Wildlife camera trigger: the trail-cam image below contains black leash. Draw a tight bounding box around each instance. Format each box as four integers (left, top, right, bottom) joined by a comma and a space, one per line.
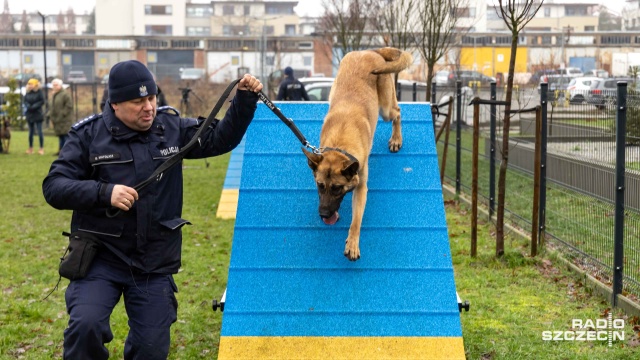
106, 78, 242, 217
255, 91, 319, 153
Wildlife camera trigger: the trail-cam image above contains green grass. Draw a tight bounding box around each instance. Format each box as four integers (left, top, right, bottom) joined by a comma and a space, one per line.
0, 130, 639, 359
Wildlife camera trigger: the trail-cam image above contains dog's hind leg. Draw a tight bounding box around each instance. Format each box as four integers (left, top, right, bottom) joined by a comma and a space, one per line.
378, 74, 402, 152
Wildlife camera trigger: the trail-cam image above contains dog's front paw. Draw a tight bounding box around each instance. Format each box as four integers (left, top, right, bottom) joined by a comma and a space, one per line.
388, 138, 402, 153
344, 237, 361, 261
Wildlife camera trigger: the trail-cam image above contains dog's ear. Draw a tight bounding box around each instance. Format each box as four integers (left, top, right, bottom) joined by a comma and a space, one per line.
302, 147, 322, 172
341, 160, 359, 179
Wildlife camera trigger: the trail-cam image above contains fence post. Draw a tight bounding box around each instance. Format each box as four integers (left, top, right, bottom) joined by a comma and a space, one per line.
412, 82, 417, 102
456, 80, 462, 195
612, 81, 627, 307
531, 105, 542, 257
489, 81, 496, 218
539, 82, 549, 248
431, 81, 436, 104
471, 97, 480, 257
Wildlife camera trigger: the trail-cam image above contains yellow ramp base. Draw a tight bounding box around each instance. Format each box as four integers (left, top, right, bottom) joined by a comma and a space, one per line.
218, 336, 465, 360
216, 189, 239, 219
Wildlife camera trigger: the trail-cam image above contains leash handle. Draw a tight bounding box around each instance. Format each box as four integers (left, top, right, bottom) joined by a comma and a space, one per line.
256, 91, 310, 148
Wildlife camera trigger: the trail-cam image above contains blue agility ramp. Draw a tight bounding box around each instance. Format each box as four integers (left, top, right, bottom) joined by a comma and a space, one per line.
218, 102, 465, 359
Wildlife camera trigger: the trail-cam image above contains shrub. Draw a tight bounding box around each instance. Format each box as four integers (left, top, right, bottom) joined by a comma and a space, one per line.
4, 78, 25, 130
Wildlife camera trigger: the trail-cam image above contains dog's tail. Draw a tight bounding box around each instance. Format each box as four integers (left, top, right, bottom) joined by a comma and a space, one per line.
370, 47, 413, 75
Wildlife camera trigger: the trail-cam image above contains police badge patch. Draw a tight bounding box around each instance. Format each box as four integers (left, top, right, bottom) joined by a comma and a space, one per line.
139, 85, 148, 97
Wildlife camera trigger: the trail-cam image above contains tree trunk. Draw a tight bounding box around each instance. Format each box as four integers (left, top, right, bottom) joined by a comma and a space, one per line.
496, 33, 519, 257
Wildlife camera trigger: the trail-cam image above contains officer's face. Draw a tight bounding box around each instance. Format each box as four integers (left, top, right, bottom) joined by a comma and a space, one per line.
112, 95, 157, 131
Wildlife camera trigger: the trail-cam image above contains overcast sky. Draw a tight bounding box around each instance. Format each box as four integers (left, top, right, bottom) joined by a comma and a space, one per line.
4, 0, 323, 16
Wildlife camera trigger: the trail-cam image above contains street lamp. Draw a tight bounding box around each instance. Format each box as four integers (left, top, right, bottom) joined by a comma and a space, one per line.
37, 11, 48, 108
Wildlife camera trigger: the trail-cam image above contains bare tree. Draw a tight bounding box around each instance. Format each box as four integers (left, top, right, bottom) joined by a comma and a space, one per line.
371, 0, 416, 51
57, 11, 66, 33
493, 0, 543, 256
66, 8, 76, 34
20, 10, 30, 34
0, 0, 16, 33
414, 0, 469, 101
318, 0, 378, 66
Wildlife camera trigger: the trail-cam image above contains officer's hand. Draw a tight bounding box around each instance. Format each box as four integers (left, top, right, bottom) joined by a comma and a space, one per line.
111, 185, 139, 212
238, 74, 263, 93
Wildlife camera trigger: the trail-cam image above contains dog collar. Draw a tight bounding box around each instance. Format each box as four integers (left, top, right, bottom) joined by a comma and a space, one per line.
319, 147, 359, 163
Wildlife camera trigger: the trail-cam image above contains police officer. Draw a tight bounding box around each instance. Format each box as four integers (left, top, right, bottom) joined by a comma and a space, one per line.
276, 66, 310, 101
42, 60, 263, 359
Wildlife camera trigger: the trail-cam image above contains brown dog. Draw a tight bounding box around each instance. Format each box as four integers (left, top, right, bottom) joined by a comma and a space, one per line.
302, 47, 413, 261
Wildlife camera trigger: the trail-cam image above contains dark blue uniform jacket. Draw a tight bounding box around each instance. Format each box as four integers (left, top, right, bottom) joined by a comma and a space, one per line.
43, 90, 258, 274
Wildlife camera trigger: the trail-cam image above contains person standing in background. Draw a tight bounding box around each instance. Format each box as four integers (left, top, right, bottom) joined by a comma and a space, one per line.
276, 67, 309, 101
49, 79, 74, 155
24, 78, 45, 155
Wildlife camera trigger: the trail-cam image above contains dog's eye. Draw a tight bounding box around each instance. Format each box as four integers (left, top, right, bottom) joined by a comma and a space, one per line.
330, 185, 342, 195
317, 183, 325, 191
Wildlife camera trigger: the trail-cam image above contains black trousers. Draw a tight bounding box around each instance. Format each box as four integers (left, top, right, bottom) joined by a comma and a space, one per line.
63, 257, 178, 360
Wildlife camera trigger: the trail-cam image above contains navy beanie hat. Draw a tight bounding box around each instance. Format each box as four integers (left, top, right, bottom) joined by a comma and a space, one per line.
284, 66, 293, 76
108, 60, 157, 103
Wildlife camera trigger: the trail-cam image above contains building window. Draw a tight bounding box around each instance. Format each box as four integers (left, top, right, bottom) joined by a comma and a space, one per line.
223, 25, 249, 36
584, 26, 595, 31
186, 26, 211, 36
303, 56, 312, 66
145, 25, 172, 35
264, 26, 274, 35
244, 5, 250, 16
266, 55, 274, 66
544, 8, 550, 17
223, 5, 234, 16
144, 5, 172, 15
452, 7, 475, 18
565, 6, 587, 16
265, 5, 294, 15
285, 24, 296, 35
187, 7, 213, 17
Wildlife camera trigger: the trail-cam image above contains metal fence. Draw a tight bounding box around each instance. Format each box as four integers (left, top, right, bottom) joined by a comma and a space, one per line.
436, 80, 640, 307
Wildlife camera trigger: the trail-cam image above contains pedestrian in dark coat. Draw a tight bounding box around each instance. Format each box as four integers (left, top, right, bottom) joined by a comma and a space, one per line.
276, 66, 310, 101
24, 78, 45, 154
48, 78, 74, 154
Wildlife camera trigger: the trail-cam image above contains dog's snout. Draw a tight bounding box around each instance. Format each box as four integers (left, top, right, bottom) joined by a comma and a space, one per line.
319, 208, 333, 219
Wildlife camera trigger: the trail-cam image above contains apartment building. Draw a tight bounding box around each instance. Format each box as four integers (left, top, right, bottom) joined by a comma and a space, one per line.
94, 0, 301, 37
622, 0, 640, 30
7, 12, 92, 36
487, 1, 601, 32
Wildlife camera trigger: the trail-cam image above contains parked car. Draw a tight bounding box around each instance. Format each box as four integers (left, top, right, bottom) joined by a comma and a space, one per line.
304, 81, 333, 101
298, 76, 334, 87
180, 68, 206, 81
434, 70, 452, 86
529, 69, 557, 85
584, 69, 609, 78
66, 70, 88, 83
447, 70, 496, 87
566, 76, 600, 104
587, 77, 637, 110
538, 75, 572, 94
553, 67, 583, 78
